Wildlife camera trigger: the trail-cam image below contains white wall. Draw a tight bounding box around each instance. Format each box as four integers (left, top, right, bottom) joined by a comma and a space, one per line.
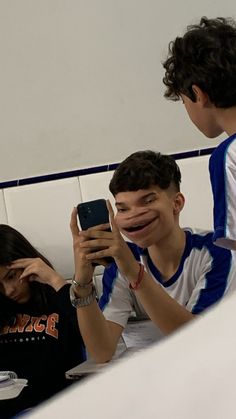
0, 0, 235, 182
0, 154, 213, 279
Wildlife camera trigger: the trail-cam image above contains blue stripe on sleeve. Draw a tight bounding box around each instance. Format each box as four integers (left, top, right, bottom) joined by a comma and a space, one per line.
98, 263, 118, 311
191, 233, 232, 314
209, 134, 236, 242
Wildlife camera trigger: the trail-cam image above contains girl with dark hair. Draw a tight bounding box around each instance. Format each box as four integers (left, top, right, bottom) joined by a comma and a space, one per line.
0, 224, 85, 418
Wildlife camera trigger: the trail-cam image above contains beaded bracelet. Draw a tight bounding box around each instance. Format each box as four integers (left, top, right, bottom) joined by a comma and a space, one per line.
129, 264, 145, 290
72, 276, 93, 288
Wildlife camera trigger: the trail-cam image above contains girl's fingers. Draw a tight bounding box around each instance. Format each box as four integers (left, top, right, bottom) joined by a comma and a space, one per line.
19, 266, 35, 279
8, 258, 32, 268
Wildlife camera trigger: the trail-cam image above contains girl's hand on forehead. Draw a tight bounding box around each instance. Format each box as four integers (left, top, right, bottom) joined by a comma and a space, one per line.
8, 258, 66, 291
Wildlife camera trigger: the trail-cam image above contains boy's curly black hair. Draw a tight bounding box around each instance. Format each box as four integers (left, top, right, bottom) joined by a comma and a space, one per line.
163, 17, 236, 108
109, 150, 181, 196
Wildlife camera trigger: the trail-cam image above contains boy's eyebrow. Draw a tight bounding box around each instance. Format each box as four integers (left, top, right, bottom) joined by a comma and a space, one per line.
115, 201, 125, 207
115, 192, 157, 206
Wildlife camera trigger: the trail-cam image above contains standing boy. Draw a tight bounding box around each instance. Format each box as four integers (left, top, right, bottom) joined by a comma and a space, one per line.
163, 16, 236, 254
70, 151, 235, 363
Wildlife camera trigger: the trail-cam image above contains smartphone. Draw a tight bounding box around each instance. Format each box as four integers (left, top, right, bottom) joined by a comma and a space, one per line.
77, 199, 113, 265
77, 199, 110, 231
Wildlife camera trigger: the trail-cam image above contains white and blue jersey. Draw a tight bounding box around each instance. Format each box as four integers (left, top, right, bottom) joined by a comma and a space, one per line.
98, 229, 236, 329
209, 133, 236, 250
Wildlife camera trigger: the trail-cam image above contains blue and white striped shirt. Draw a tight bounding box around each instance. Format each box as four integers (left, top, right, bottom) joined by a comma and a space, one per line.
99, 229, 235, 329
209, 133, 236, 250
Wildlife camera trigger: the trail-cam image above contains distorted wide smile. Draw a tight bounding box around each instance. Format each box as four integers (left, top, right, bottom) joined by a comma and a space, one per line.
123, 217, 157, 233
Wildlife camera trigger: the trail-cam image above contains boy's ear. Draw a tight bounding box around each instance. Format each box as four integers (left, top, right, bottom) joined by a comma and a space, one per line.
192, 84, 209, 106
173, 192, 185, 215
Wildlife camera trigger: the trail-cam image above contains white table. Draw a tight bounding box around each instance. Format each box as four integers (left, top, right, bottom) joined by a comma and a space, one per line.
66, 320, 163, 379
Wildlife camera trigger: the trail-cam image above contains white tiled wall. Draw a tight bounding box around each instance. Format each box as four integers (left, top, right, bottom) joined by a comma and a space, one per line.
0, 190, 7, 224
79, 170, 115, 208
3, 178, 82, 279
178, 155, 213, 230
0, 154, 213, 280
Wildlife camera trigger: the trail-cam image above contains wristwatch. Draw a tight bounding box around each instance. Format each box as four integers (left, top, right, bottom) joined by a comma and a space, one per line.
70, 284, 97, 308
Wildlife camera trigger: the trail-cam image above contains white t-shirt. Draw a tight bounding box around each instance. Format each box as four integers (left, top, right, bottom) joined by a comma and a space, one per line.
98, 228, 236, 332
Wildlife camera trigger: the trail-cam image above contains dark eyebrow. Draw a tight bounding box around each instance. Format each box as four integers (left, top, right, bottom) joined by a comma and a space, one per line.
141, 192, 157, 199
4, 269, 13, 279
0, 269, 11, 282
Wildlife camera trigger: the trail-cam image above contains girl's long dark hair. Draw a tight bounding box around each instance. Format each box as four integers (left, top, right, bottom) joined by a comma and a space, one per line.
0, 224, 54, 328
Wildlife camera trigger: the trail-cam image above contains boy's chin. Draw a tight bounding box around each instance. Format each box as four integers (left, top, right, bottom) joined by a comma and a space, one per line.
132, 237, 153, 249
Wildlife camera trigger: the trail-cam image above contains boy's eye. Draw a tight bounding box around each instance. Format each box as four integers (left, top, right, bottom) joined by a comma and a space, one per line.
145, 197, 155, 204
117, 208, 127, 213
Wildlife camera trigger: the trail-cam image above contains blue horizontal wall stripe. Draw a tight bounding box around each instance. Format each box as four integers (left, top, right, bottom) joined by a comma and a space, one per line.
0, 147, 215, 190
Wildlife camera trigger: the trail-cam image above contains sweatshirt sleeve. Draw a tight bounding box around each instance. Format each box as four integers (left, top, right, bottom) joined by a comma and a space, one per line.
49, 283, 74, 316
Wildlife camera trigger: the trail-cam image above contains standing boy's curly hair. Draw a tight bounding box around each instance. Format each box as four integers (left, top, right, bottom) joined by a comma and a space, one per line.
163, 17, 236, 108
109, 150, 181, 196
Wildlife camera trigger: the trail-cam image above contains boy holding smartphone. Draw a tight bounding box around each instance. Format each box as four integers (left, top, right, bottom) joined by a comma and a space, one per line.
70, 150, 236, 363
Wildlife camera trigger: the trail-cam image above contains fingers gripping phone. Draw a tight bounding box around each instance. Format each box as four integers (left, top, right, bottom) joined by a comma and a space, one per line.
77, 199, 113, 265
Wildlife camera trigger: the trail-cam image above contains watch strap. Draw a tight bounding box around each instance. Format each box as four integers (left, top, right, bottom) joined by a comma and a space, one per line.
70, 284, 96, 308
72, 276, 93, 288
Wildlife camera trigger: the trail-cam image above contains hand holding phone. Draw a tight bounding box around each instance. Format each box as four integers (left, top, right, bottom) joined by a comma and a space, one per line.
77, 199, 113, 265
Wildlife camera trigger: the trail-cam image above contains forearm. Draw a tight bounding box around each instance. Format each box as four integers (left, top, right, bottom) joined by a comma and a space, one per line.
76, 299, 122, 363
48, 274, 66, 291
131, 272, 195, 334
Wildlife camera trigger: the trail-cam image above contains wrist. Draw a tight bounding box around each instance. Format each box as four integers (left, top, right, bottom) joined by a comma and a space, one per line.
72, 275, 93, 288
72, 276, 94, 297
73, 283, 93, 298
49, 274, 66, 291
70, 284, 97, 308
128, 263, 145, 290
124, 262, 140, 283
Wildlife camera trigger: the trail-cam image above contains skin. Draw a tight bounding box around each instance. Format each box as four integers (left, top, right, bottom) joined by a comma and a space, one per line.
0, 266, 30, 304
181, 84, 236, 138
0, 258, 66, 304
70, 186, 196, 363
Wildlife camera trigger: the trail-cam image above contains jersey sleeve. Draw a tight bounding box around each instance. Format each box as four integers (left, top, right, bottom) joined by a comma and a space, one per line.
209, 136, 236, 250
98, 263, 134, 328
186, 242, 235, 314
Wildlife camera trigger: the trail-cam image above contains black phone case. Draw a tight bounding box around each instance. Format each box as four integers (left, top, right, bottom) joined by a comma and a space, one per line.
77, 199, 113, 265
77, 199, 109, 230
